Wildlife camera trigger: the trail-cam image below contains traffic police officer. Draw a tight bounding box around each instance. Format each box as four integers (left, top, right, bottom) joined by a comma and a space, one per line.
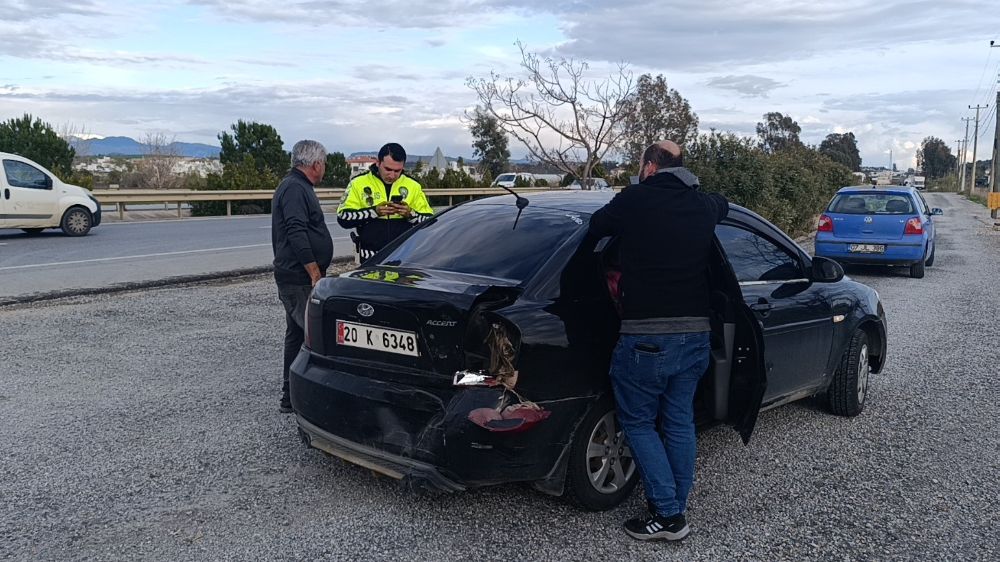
337, 143, 433, 261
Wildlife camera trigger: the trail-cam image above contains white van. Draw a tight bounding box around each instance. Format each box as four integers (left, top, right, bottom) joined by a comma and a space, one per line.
491, 172, 534, 188
0, 151, 101, 236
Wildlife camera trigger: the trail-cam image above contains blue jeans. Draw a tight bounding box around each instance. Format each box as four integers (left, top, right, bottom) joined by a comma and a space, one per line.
610, 332, 711, 517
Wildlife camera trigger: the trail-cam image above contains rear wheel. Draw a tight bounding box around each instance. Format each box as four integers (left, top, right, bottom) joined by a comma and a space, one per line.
910, 258, 925, 278
827, 330, 869, 417
563, 397, 639, 511
925, 244, 935, 267
60, 207, 93, 236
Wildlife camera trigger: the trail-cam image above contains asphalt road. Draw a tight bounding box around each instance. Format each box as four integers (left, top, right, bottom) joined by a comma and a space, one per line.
1, 193, 998, 560
0, 213, 355, 301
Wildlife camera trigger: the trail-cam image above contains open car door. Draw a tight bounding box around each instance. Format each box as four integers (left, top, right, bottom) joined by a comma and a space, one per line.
711, 238, 767, 444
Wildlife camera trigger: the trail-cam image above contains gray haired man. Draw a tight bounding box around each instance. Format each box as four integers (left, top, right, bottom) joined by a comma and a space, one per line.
271, 140, 333, 413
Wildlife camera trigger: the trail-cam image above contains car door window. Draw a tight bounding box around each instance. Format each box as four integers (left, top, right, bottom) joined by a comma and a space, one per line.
3, 160, 50, 190
716, 224, 803, 283
917, 194, 930, 214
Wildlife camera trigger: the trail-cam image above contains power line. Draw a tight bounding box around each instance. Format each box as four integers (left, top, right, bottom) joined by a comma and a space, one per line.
978, 62, 1000, 107
969, 46, 995, 106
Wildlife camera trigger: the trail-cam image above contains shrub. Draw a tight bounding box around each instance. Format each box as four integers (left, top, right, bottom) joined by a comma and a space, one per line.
686, 132, 851, 236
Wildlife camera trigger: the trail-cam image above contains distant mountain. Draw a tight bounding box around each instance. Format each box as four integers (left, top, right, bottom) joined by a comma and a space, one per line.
71, 136, 220, 158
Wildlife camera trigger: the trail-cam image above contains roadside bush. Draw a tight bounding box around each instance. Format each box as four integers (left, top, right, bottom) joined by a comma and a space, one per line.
66, 170, 94, 190
191, 155, 280, 216
686, 132, 851, 236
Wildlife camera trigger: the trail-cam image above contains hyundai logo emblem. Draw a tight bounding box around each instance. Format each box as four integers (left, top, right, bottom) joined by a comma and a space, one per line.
357, 303, 374, 317
864, 216, 873, 223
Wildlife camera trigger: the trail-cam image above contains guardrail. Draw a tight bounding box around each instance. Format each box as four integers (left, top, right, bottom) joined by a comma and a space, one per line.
92, 187, 593, 219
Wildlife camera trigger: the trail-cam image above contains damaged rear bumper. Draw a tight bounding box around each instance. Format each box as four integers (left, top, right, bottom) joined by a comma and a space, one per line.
289, 349, 592, 490
296, 415, 465, 493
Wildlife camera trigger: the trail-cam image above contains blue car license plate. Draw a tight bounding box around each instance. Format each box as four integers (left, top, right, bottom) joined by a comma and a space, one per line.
849, 243, 885, 253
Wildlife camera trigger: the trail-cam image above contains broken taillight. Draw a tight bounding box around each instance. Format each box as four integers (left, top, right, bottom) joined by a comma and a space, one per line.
468, 403, 551, 433
457, 319, 550, 432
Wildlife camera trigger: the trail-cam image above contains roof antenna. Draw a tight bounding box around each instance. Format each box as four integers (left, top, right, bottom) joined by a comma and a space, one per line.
496, 185, 529, 229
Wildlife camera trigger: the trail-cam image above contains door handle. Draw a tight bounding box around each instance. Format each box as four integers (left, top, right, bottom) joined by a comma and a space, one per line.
3, 188, 9, 200
750, 299, 773, 314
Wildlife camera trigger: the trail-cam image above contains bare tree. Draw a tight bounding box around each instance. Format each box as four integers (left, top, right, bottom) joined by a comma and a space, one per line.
467, 42, 634, 187
136, 132, 181, 189
56, 122, 93, 158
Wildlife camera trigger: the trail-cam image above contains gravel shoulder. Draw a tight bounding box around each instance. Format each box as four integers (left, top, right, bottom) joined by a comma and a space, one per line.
1, 193, 998, 561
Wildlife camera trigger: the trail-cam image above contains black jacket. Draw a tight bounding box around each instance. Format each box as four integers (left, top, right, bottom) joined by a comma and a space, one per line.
588, 168, 728, 320
271, 168, 334, 285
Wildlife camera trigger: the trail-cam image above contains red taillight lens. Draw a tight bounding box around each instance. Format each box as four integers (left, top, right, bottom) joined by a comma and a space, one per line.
904, 218, 923, 235
817, 215, 833, 232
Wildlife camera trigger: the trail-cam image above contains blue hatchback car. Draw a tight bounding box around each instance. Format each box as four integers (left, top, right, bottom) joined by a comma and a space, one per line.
815, 186, 943, 278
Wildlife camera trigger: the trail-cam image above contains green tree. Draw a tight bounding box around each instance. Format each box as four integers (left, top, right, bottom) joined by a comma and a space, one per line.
193, 120, 286, 216
0, 114, 76, 179
686, 132, 851, 235
819, 132, 862, 171
218, 120, 288, 175
916, 136, 957, 179
468, 106, 510, 178
617, 74, 699, 165
756, 112, 802, 153
320, 151, 351, 187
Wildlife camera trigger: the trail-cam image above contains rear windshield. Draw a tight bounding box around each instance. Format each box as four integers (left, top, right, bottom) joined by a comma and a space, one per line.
379, 203, 586, 282
828, 192, 915, 214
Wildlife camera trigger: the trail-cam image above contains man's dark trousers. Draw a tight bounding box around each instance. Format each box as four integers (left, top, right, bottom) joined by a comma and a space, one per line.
277, 283, 312, 403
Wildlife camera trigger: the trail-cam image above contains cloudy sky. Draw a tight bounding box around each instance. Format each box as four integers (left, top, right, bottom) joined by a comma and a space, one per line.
2, 0, 999, 168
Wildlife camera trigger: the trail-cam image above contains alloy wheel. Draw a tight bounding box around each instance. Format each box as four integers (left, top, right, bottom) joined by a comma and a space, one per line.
585, 411, 636, 494
856, 343, 870, 404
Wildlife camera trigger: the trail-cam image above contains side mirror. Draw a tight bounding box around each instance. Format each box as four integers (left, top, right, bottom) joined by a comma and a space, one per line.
811, 256, 844, 283
930, 208, 943, 216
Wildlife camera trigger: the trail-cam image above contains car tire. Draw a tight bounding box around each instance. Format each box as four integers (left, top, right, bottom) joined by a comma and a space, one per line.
563, 396, 639, 511
910, 257, 925, 278
60, 206, 93, 237
827, 329, 869, 417
925, 244, 935, 267
21, 228, 44, 235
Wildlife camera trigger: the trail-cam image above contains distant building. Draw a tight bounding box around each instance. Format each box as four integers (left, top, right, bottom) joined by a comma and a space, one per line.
347, 156, 377, 176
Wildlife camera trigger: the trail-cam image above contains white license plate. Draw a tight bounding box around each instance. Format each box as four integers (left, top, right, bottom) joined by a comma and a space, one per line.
336, 321, 419, 357
849, 244, 885, 254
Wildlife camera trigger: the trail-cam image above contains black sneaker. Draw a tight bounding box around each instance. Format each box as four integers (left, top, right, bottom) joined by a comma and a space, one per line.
624, 513, 689, 542
279, 397, 293, 413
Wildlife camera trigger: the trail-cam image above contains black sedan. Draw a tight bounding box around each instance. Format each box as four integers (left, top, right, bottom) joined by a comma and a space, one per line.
290, 192, 887, 511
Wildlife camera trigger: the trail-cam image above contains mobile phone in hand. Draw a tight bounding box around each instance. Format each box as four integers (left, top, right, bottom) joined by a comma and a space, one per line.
390, 195, 403, 203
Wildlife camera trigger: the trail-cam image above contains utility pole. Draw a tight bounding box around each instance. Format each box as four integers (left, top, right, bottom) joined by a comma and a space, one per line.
991, 91, 1000, 219
961, 117, 973, 192
968, 104, 988, 196
955, 139, 964, 179
990, 44, 1000, 217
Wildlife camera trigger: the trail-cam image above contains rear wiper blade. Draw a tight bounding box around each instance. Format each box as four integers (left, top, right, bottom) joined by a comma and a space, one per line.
497, 185, 529, 230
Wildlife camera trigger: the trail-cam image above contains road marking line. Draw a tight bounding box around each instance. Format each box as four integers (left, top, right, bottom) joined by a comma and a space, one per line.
0, 244, 272, 271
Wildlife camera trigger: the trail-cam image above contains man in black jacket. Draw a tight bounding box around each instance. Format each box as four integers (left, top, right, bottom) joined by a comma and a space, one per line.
271, 140, 333, 413
589, 141, 728, 542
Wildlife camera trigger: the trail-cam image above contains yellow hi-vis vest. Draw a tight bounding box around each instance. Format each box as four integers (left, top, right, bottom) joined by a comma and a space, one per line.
337, 171, 433, 221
